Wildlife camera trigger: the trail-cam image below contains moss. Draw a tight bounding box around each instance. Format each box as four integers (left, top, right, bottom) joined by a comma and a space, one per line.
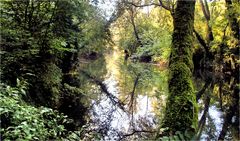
162, 50, 197, 136
162, 62, 198, 134
160, 0, 197, 137
170, 47, 193, 72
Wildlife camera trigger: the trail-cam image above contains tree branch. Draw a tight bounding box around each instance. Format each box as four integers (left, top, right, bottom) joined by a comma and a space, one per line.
120, 129, 155, 140
129, 8, 143, 47
105, 2, 125, 29
200, 0, 210, 20
196, 78, 212, 101
123, 0, 171, 11
196, 93, 211, 140
193, 29, 211, 56
158, 0, 171, 11
79, 69, 125, 111
204, 0, 210, 19
124, 1, 161, 8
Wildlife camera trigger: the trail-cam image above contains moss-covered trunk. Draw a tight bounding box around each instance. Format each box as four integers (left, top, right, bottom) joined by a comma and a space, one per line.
162, 0, 197, 136
218, 0, 239, 140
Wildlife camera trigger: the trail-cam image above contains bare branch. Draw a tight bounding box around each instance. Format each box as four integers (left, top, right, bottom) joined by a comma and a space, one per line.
204, 0, 210, 19
200, 0, 210, 20
193, 29, 210, 56
158, 0, 171, 11
123, 0, 171, 11
124, 1, 161, 8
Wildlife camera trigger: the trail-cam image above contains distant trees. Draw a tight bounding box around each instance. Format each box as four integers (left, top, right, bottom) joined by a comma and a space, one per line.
114, 1, 172, 62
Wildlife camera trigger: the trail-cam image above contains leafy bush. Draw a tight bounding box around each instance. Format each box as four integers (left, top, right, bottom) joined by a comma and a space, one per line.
0, 82, 73, 140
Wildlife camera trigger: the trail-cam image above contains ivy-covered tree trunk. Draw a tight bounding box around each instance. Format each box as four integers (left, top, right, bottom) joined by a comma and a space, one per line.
162, 0, 197, 136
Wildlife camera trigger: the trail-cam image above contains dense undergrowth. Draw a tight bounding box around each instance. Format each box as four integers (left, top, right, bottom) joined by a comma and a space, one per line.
0, 81, 72, 140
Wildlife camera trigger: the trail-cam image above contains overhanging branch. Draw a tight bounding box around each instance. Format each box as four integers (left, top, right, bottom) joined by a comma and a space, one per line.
124, 1, 161, 8
123, 0, 171, 11
193, 29, 211, 56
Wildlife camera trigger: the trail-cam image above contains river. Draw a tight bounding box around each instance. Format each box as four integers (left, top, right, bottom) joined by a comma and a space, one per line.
77, 48, 228, 140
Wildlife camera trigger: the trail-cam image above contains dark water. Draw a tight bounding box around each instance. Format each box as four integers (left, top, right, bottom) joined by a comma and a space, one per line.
77, 50, 229, 140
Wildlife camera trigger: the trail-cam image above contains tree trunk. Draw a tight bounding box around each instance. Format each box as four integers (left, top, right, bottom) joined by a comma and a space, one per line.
129, 6, 142, 47
217, 1, 240, 140
162, 0, 197, 136
200, 0, 214, 45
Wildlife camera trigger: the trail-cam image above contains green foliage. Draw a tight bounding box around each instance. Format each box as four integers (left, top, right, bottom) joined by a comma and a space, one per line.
80, 16, 110, 54
158, 130, 197, 141
0, 82, 73, 140
0, 0, 109, 105
39, 62, 63, 106
49, 38, 76, 55
136, 28, 172, 61
0, 0, 109, 76
0, 1, 106, 139
115, 8, 172, 61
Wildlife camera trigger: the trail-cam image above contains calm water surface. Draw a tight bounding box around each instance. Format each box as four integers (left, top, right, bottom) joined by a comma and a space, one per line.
78, 49, 226, 140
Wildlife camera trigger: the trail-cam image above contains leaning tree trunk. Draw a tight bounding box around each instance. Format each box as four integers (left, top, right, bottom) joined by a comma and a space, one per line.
162, 0, 197, 136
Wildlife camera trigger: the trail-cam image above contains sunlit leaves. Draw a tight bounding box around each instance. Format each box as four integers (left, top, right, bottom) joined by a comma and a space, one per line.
50, 38, 76, 54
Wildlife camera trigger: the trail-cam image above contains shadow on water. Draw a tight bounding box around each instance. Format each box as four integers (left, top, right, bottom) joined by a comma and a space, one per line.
77, 50, 236, 140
